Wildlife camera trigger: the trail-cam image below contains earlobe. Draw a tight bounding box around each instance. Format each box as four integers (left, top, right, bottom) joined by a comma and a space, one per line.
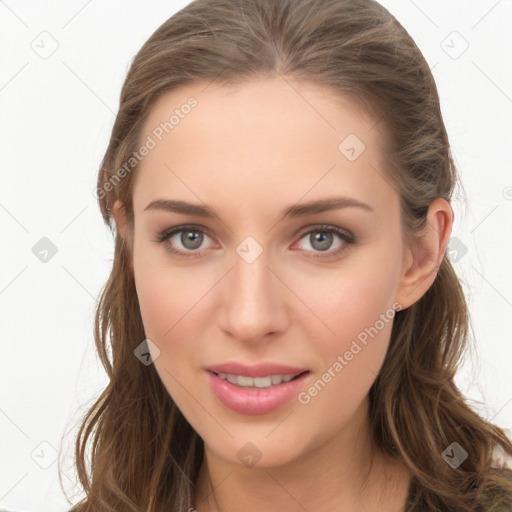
395, 198, 453, 310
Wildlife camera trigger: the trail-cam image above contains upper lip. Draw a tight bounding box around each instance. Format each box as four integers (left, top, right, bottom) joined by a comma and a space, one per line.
206, 362, 309, 378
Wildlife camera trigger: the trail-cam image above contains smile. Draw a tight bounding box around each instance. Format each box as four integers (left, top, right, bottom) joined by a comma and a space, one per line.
213, 372, 306, 388
206, 370, 311, 415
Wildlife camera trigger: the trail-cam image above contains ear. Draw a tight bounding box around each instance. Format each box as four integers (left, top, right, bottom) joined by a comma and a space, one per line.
112, 199, 134, 273
395, 198, 453, 310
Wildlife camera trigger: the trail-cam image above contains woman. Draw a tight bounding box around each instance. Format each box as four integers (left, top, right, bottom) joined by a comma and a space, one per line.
69, 0, 512, 510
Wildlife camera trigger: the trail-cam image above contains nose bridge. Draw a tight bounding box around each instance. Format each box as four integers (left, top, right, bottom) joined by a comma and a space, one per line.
219, 239, 286, 341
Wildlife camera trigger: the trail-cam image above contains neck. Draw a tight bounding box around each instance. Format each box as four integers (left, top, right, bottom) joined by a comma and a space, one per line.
192, 399, 412, 512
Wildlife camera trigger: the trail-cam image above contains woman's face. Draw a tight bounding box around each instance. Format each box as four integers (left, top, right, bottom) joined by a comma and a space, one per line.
121, 77, 415, 467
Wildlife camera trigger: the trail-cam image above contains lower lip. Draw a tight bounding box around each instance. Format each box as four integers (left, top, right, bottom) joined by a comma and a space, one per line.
206, 370, 310, 415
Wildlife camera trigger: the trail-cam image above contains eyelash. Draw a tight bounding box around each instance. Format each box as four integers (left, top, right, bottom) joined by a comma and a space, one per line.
153, 224, 355, 260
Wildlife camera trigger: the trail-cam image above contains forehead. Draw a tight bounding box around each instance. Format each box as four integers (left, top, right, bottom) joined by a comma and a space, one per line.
141, 77, 378, 152
132, 77, 395, 219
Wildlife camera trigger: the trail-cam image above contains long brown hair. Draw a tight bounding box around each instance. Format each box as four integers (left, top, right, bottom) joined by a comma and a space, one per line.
65, 0, 512, 510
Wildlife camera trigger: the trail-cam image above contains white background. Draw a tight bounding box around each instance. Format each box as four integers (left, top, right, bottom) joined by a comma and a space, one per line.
1, 1, 511, 510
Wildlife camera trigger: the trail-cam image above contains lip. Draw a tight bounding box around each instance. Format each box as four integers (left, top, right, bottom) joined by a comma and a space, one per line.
205, 368, 311, 415
205, 362, 309, 378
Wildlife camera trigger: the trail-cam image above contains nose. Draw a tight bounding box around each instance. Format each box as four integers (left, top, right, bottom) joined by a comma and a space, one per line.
218, 243, 289, 343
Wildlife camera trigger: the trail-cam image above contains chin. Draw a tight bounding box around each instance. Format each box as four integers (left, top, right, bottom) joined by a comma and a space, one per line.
201, 428, 314, 470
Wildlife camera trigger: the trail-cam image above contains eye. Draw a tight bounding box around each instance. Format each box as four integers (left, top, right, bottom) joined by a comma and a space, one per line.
154, 224, 355, 259
154, 225, 215, 258
293, 225, 355, 258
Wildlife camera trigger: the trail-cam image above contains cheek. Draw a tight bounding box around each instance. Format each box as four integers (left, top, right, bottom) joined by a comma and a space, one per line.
292, 241, 401, 349
134, 270, 209, 365
133, 259, 207, 411
132, 237, 205, 340
293, 282, 396, 442
289, 242, 401, 409
132, 244, 224, 400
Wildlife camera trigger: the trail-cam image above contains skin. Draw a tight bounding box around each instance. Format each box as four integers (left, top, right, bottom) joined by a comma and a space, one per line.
113, 76, 453, 512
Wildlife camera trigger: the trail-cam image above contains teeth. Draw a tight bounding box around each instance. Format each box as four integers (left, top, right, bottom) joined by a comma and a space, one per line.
216, 372, 302, 388
226, 374, 238, 385
238, 375, 254, 387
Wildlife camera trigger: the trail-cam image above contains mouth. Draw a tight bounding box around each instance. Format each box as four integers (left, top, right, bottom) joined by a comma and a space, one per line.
205, 369, 311, 415
208, 370, 310, 388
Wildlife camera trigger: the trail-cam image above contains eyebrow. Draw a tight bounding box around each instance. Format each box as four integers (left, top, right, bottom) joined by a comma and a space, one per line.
144, 196, 373, 222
